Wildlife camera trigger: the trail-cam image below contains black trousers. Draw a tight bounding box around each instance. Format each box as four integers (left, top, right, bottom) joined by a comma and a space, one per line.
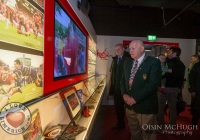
191, 96, 200, 125
113, 91, 125, 126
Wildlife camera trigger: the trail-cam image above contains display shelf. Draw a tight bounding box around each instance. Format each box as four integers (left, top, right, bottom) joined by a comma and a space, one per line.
83, 76, 99, 96
58, 75, 106, 140
75, 82, 105, 140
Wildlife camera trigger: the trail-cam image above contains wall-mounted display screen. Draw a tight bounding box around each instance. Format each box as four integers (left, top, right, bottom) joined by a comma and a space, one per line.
54, 1, 87, 79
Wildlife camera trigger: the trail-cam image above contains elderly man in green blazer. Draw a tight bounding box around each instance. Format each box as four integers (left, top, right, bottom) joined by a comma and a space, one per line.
121, 40, 161, 140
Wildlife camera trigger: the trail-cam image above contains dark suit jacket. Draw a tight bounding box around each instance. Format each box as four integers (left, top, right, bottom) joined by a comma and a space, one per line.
189, 61, 200, 103
121, 55, 161, 114
110, 51, 130, 94
165, 57, 186, 88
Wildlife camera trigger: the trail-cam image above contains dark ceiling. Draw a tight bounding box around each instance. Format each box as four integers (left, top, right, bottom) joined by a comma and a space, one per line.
87, 0, 200, 39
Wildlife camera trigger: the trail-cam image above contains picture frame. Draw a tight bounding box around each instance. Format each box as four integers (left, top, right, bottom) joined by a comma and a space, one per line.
0, 49, 43, 104
0, 0, 44, 51
76, 89, 84, 107
60, 87, 81, 119
76, 88, 90, 107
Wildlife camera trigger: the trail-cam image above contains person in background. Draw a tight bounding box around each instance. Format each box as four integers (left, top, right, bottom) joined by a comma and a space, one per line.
188, 54, 200, 125
158, 47, 185, 133
187, 54, 199, 91
79, 47, 86, 73
62, 21, 79, 75
109, 43, 130, 130
121, 40, 161, 140
158, 54, 172, 93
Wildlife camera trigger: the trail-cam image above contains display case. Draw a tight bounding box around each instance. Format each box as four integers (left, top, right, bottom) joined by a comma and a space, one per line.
56, 75, 106, 140
41, 75, 106, 140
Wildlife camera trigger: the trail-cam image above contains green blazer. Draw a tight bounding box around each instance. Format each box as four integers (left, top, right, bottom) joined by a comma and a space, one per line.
121, 55, 161, 114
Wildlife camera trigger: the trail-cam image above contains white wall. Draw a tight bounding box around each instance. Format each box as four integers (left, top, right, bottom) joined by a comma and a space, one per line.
68, 0, 97, 42
96, 35, 196, 105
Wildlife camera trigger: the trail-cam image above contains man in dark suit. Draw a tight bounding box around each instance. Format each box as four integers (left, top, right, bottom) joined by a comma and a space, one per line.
121, 40, 161, 140
189, 60, 200, 125
110, 43, 130, 130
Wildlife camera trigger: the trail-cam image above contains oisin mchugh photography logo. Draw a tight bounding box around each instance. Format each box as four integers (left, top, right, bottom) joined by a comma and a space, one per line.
142, 124, 198, 136
0, 102, 31, 135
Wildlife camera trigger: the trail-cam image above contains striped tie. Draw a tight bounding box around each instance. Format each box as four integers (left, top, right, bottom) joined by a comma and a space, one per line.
129, 60, 138, 89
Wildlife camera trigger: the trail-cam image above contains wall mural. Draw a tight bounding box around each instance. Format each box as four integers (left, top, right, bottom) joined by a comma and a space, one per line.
96, 48, 112, 60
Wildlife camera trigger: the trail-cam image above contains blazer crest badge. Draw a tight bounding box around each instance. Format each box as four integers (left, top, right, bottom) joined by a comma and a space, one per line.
143, 74, 147, 80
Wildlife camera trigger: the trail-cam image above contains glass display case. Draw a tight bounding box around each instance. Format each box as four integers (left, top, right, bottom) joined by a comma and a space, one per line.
57, 75, 106, 140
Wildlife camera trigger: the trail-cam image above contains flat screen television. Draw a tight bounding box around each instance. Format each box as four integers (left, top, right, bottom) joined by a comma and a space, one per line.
54, 1, 87, 79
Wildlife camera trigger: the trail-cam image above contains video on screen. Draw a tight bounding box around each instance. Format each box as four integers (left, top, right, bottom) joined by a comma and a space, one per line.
54, 1, 87, 79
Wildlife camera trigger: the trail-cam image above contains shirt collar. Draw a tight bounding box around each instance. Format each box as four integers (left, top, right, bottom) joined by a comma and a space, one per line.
137, 53, 145, 64
118, 55, 123, 59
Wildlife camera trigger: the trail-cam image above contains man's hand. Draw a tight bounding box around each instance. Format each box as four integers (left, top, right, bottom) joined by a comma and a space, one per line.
123, 94, 136, 106
123, 94, 129, 102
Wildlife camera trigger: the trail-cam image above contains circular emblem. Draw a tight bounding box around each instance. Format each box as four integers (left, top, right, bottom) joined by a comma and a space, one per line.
0, 102, 31, 135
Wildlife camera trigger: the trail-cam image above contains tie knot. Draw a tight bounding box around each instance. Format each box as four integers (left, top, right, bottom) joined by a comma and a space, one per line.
135, 60, 138, 64
118, 57, 121, 64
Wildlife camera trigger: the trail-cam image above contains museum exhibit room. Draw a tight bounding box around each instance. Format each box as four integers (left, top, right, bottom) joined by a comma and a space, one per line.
0, 0, 200, 140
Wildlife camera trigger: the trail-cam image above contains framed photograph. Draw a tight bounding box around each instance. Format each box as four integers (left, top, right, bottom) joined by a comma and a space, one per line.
76, 88, 89, 106
76, 89, 84, 107
0, 0, 44, 51
0, 49, 43, 105
60, 87, 81, 119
